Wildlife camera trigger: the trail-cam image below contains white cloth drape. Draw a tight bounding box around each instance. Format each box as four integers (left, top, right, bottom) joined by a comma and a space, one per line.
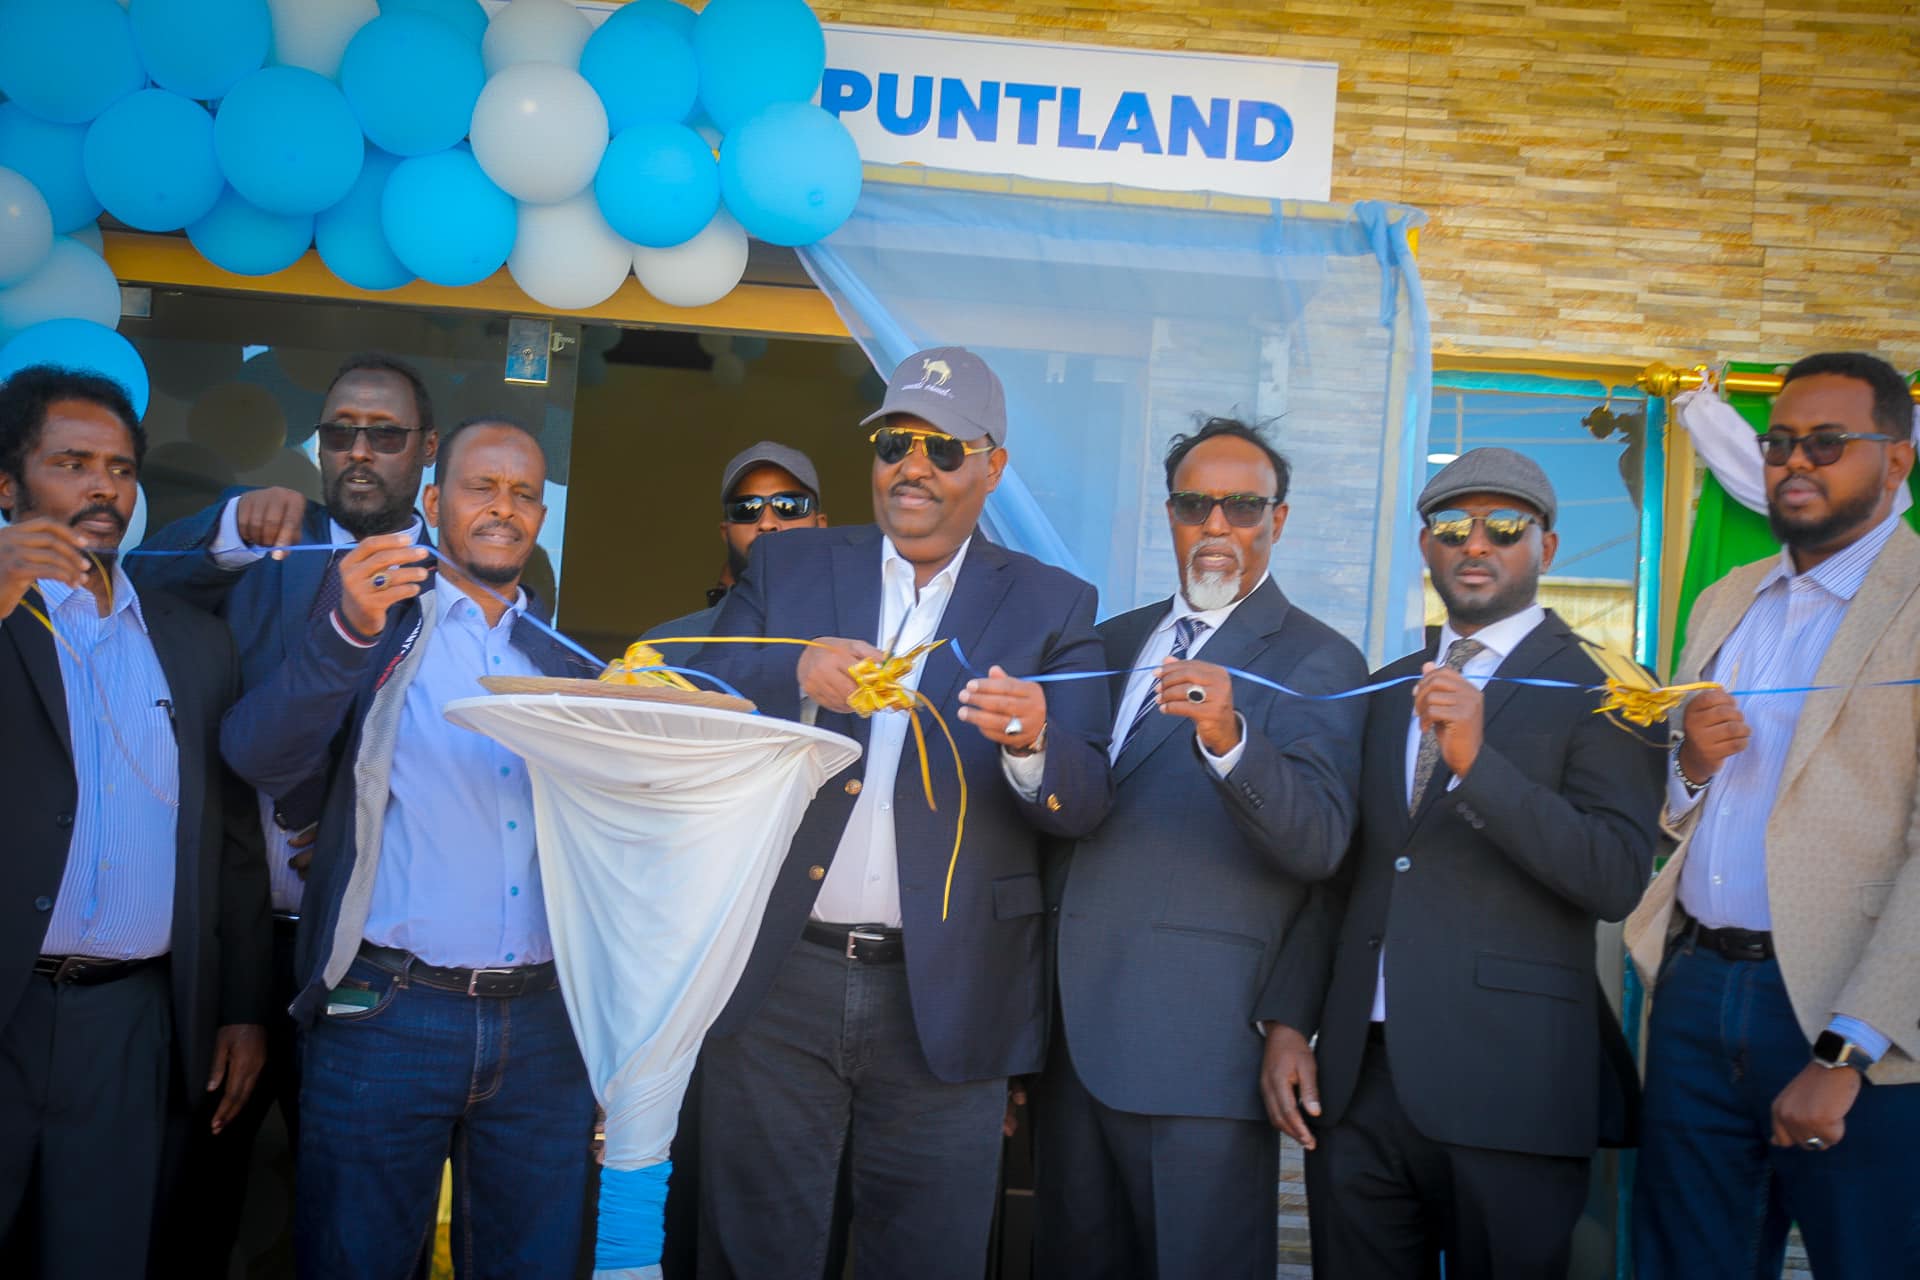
1676, 387, 1919, 516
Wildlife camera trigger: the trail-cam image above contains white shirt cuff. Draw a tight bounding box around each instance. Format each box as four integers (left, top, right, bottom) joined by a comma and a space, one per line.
1000, 745, 1046, 800
1197, 713, 1248, 778
209, 495, 267, 569
1666, 747, 1707, 818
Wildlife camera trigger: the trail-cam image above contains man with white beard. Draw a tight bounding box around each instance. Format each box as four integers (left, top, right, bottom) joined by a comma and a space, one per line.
1034, 417, 1368, 1277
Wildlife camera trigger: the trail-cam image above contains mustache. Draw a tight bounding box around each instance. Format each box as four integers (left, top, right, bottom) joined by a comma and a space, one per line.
69, 503, 126, 532
890, 481, 938, 503
471, 520, 521, 540
1184, 537, 1243, 571
1451, 556, 1498, 579
1773, 474, 1824, 501
335, 466, 388, 491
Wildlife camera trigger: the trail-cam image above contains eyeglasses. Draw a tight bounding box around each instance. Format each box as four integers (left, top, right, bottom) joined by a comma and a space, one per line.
316, 422, 424, 455
1166, 491, 1281, 528
724, 491, 816, 523
1755, 429, 1895, 467
1425, 508, 1537, 547
869, 426, 995, 472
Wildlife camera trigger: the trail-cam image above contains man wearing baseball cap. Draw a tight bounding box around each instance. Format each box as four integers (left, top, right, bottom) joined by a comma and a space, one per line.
1259, 447, 1662, 1277
691, 347, 1113, 1278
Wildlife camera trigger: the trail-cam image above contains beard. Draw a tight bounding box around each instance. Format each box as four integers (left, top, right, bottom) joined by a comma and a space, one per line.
464, 557, 521, 586
326, 464, 419, 539
1181, 537, 1244, 611
1430, 554, 1539, 628
1767, 474, 1884, 550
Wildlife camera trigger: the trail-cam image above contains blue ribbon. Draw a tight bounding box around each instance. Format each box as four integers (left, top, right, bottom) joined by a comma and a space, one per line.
595, 1162, 671, 1270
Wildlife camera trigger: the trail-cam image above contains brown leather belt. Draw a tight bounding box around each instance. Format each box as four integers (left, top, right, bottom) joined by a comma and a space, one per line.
358, 943, 558, 998
803, 922, 905, 964
33, 954, 163, 986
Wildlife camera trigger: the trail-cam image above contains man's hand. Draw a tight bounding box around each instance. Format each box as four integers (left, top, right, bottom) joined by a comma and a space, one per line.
797, 637, 885, 714
1771, 1061, 1861, 1152
1002, 1077, 1028, 1138
1678, 688, 1749, 785
1260, 1024, 1321, 1149
206, 1023, 267, 1135
287, 823, 317, 880
233, 486, 309, 560
0, 517, 94, 617
1414, 663, 1485, 779
957, 665, 1047, 752
336, 532, 430, 639
1156, 659, 1239, 756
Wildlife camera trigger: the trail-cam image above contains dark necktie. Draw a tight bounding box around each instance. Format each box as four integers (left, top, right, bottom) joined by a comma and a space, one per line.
308, 548, 348, 623
1117, 615, 1206, 758
1408, 636, 1485, 812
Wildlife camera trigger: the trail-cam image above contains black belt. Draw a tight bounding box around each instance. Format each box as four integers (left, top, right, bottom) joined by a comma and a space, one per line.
1681, 915, 1774, 963
803, 922, 905, 964
358, 943, 559, 998
272, 912, 300, 933
33, 954, 163, 986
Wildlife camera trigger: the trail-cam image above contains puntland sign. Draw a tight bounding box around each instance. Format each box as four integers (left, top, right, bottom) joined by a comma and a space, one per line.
818, 26, 1339, 202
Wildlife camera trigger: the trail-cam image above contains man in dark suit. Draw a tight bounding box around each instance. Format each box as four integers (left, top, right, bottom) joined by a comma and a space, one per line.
0, 365, 270, 1279
693, 347, 1113, 1279
1034, 418, 1367, 1277
1259, 448, 1661, 1278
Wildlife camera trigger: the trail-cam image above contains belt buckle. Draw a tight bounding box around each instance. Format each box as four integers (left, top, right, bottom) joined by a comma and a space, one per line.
53, 956, 90, 984
466, 967, 516, 997
847, 928, 887, 960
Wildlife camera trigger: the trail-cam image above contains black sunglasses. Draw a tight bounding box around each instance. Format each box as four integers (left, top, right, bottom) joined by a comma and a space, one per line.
1166, 491, 1280, 528
724, 491, 816, 523
869, 426, 994, 472
316, 422, 425, 455
1756, 429, 1895, 468
1425, 508, 1537, 547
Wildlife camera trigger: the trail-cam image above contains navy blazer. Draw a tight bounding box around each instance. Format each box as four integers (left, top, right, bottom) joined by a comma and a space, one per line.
1050, 578, 1367, 1122
699, 525, 1114, 1083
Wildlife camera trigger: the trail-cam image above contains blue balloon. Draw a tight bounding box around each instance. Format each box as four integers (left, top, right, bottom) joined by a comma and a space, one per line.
316, 148, 413, 291
83, 90, 225, 233
130, 0, 272, 102
595, 123, 719, 249
0, 318, 151, 419
381, 146, 515, 287
215, 67, 366, 216
621, 0, 696, 40
0, 0, 146, 126
719, 102, 861, 247
582, 5, 699, 132
187, 188, 313, 276
0, 105, 104, 233
378, 0, 487, 46
693, 0, 826, 133
342, 13, 485, 158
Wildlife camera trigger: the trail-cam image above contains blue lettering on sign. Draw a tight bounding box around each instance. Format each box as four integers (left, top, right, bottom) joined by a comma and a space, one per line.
820, 68, 872, 118
1098, 91, 1162, 153
1004, 82, 1056, 146
877, 72, 934, 136
938, 78, 1000, 142
1167, 96, 1230, 159
1234, 100, 1293, 162
1056, 86, 1097, 150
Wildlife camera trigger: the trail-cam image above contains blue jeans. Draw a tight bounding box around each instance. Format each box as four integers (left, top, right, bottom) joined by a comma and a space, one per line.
1634, 943, 1920, 1279
297, 955, 596, 1280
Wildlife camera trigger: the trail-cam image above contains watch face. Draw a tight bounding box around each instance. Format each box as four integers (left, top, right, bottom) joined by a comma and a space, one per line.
1813, 1031, 1847, 1063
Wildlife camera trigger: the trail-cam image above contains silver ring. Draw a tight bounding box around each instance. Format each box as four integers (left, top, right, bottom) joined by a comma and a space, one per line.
1803, 1137, 1825, 1150
371, 573, 388, 590
1005, 716, 1024, 737
1186, 686, 1207, 704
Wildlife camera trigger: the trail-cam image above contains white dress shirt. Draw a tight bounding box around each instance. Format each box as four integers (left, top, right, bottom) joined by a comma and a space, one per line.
1374, 604, 1546, 1021
1108, 575, 1273, 775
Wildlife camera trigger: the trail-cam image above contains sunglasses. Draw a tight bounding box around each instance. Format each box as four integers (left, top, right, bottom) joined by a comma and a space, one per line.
1425, 508, 1537, 547
869, 426, 995, 472
1166, 491, 1281, 528
1756, 429, 1895, 468
316, 422, 424, 455
724, 491, 816, 523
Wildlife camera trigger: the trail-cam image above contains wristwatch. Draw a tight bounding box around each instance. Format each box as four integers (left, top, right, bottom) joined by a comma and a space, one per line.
1812, 1030, 1875, 1074
1670, 743, 1710, 797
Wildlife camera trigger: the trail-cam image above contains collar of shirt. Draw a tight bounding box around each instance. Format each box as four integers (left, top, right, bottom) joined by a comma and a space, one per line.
330, 515, 423, 549
432, 570, 525, 630
37, 560, 147, 631
1155, 572, 1272, 648
1752, 510, 1901, 603
879, 535, 972, 621
1435, 602, 1547, 672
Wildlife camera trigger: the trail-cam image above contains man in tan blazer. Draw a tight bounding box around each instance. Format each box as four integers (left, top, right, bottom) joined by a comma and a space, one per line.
1626, 351, 1920, 1278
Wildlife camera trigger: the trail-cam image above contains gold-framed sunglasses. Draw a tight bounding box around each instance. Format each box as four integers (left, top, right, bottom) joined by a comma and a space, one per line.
869, 426, 995, 472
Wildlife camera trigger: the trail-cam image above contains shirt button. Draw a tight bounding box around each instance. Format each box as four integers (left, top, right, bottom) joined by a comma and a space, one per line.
510, 886, 520, 897
500, 766, 511, 777
1394, 856, 1412, 872
492, 655, 501, 665
505, 953, 515, 963
1712, 875, 1724, 885
880, 803, 891, 813
507, 820, 518, 831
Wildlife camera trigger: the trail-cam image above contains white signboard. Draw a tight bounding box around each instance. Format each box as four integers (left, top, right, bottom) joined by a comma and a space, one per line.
818, 26, 1337, 202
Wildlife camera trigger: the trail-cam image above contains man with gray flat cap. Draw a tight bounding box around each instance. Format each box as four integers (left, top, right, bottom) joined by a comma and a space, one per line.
1258, 447, 1662, 1278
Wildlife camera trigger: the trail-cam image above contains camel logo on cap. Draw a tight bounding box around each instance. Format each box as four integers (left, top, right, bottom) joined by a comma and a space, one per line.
904, 357, 955, 397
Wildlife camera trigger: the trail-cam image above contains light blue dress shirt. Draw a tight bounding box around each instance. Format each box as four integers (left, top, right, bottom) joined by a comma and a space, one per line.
362, 576, 551, 969
31, 566, 178, 959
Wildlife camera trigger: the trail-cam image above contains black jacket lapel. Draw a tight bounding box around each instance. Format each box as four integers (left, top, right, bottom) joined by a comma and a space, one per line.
6, 589, 72, 760
918, 538, 1017, 718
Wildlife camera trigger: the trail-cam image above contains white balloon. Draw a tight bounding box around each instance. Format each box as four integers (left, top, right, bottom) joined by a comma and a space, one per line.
0, 167, 55, 288
68, 222, 107, 255
482, 0, 592, 75
469, 63, 608, 204
268, 0, 379, 79
0, 238, 121, 344
632, 209, 748, 309
508, 192, 633, 311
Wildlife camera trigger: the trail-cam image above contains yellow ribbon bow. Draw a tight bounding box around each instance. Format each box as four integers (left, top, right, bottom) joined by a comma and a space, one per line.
598, 641, 699, 693
1579, 639, 1719, 730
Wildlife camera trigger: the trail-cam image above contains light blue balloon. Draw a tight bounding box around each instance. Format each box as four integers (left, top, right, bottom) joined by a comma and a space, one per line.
0, 106, 103, 234
130, 0, 272, 102
621, 0, 696, 40
0, 318, 150, 419
215, 67, 366, 216
342, 13, 485, 158
595, 123, 719, 249
381, 145, 515, 287
83, 90, 225, 233
581, 5, 699, 132
379, 0, 487, 46
316, 148, 413, 291
719, 102, 861, 247
693, 0, 826, 133
187, 188, 313, 276
0, 0, 146, 126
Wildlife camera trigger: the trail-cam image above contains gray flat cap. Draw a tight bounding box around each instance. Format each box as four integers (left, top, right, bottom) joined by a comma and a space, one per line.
859, 346, 1009, 449
1418, 446, 1557, 530
720, 441, 821, 503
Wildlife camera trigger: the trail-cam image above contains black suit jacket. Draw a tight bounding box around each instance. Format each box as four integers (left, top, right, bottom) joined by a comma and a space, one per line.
1260, 611, 1660, 1158
699, 525, 1114, 1083
1050, 579, 1367, 1122
0, 587, 271, 1091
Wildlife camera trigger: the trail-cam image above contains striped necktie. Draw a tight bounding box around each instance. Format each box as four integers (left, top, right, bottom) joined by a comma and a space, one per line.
1117, 615, 1206, 758
1408, 636, 1485, 812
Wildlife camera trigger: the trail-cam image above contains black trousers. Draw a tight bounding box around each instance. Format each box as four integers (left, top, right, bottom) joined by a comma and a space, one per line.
1305, 1031, 1590, 1280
